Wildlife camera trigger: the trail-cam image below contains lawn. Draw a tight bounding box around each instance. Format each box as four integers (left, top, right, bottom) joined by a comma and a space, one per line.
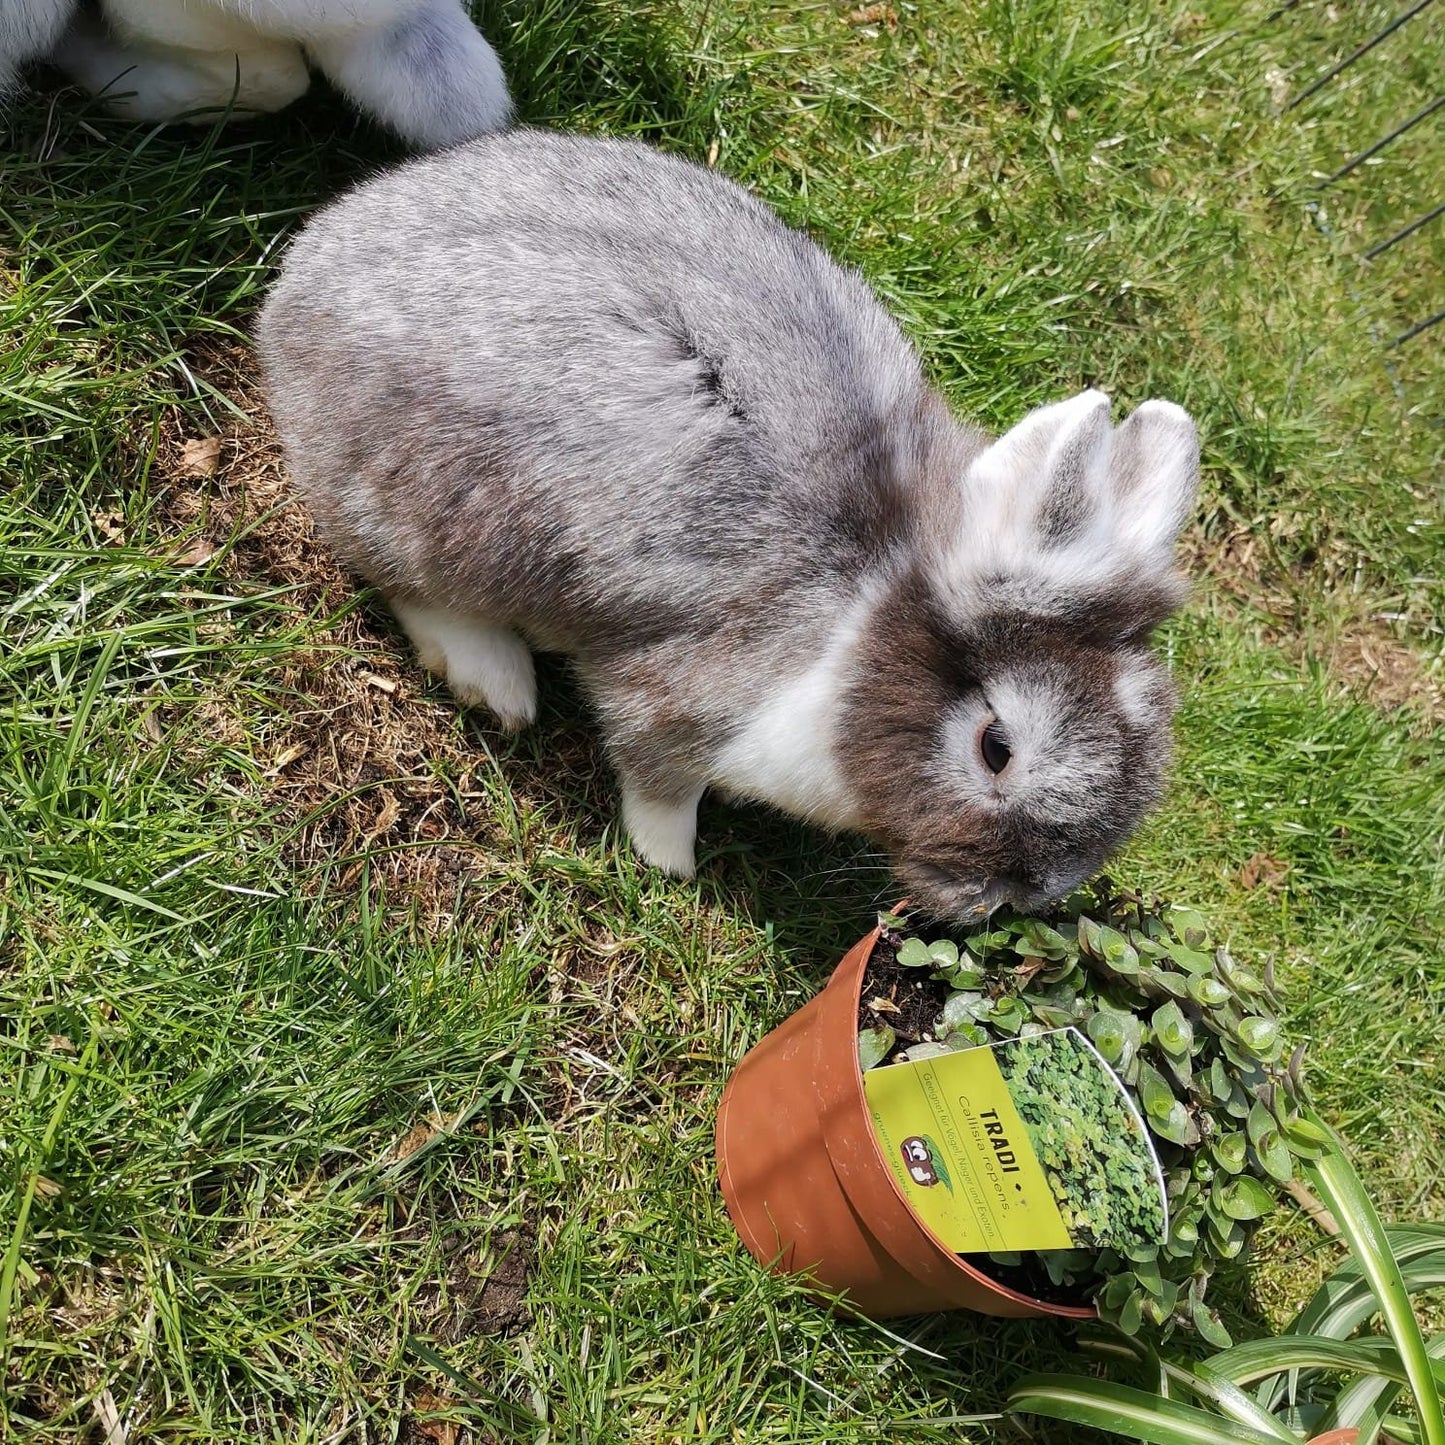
2, 0, 1442, 1440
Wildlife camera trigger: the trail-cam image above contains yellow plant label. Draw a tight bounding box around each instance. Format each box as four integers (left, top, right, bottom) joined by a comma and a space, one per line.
863, 1029, 1168, 1254
864, 1041, 1073, 1252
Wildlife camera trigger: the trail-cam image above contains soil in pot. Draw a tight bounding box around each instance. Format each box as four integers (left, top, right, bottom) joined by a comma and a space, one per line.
856, 928, 1093, 1311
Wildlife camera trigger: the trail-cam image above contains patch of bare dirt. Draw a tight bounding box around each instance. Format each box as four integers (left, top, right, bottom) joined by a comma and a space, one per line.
146, 339, 579, 929
856, 933, 949, 1046
1326, 629, 1443, 717
1183, 522, 1443, 726
1237, 851, 1290, 892
411, 1228, 534, 1343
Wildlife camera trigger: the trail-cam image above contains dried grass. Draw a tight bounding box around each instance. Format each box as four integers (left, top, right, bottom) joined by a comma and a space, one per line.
151, 340, 533, 928
1185, 523, 1443, 726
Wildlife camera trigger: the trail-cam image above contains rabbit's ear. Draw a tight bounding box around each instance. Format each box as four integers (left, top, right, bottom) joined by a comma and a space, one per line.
1108, 399, 1198, 560
934, 391, 1198, 629
963, 389, 1115, 557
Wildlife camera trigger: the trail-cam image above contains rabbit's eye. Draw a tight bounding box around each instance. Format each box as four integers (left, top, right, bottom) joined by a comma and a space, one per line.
980, 720, 1012, 775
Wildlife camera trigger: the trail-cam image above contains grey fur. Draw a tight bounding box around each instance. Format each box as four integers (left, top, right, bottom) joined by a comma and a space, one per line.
0, 0, 71, 94
258, 129, 1199, 920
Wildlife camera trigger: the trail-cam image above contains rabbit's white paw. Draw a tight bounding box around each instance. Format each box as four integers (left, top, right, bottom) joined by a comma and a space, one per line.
305, 0, 511, 149
392, 602, 536, 731
52, 11, 309, 118
621, 784, 704, 877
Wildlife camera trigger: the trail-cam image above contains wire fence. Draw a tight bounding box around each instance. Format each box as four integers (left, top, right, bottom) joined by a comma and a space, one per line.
1273, 0, 1442, 358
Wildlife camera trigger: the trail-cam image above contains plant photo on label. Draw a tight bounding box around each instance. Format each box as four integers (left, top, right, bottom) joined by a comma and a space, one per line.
995, 1028, 1166, 1253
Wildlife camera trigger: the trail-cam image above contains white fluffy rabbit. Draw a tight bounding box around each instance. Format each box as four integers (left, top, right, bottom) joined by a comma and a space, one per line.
0, 0, 510, 148
259, 130, 1202, 921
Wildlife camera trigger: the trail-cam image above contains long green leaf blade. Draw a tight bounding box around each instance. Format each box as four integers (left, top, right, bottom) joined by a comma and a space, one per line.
1307, 1145, 1445, 1445
1291, 1230, 1445, 1340
1321, 1335, 1445, 1442
1166, 1362, 1299, 1445
1214, 1335, 1411, 1389
1008, 1375, 1288, 1445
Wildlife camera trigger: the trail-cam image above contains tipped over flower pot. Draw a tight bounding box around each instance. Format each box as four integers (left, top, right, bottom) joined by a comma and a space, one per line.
717, 890, 1318, 1337
714, 922, 1092, 1321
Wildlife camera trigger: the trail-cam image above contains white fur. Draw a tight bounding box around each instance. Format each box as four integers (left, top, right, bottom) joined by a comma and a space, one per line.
931, 390, 1198, 623
4, 0, 511, 148
621, 782, 706, 877
305, 0, 511, 149
392, 601, 537, 731
1113, 658, 1171, 730
1109, 399, 1200, 557
709, 585, 882, 830
54, 9, 309, 117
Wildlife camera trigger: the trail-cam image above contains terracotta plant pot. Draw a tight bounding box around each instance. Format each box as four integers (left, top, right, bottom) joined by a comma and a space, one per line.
1305, 1433, 1359, 1445
715, 923, 1095, 1321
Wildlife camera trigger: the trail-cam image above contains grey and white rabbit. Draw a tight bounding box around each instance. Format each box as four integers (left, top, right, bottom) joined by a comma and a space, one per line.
0, 0, 509, 149
258, 129, 1200, 922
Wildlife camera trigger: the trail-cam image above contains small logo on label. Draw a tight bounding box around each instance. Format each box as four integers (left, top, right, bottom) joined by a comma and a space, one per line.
900, 1136, 951, 1190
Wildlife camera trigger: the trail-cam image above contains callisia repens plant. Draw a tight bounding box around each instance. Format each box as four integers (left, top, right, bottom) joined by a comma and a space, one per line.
862, 889, 1327, 1343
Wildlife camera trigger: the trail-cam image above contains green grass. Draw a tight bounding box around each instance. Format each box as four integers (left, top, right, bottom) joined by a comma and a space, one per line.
3, 0, 1442, 1439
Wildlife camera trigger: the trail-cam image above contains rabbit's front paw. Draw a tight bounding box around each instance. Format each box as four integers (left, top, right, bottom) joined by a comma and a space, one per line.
392, 602, 536, 731
621, 783, 705, 877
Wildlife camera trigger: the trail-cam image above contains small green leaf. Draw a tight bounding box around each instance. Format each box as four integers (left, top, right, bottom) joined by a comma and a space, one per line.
1167, 907, 1207, 942
1099, 926, 1140, 974
1192, 1303, 1234, 1349
940, 1022, 989, 1049
963, 928, 1014, 956
1137, 1060, 1177, 1121
1162, 1049, 1195, 1091
1018, 919, 1071, 958
989, 998, 1027, 1036
1225, 1081, 1253, 1120
1212, 1132, 1247, 1175
1039, 957, 1080, 985
1220, 1175, 1277, 1221
1253, 1129, 1296, 1185
1188, 976, 1232, 1008
941, 992, 983, 1031
1246, 1100, 1275, 1148
896, 938, 932, 967
1221, 1034, 1268, 1075
1100, 1272, 1138, 1312
1240, 1017, 1284, 1062
900, 1041, 953, 1062
927, 939, 959, 967
1133, 1254, 1165, 1296
1152, 1001, 1193, 1056
1169, 946, 1218, 975
1146, 970, 1192, 1000
1149, 1100, 1193, 1146
1087, 1009, 1128, 1063
1167, 1216, 1200, 1254
1282, 1116, 1332, 1155
1219, 954, 1265, 995
858, 1026, 895, 1071
1207, 1214, 1248, 1258
940, 964, 986, 990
